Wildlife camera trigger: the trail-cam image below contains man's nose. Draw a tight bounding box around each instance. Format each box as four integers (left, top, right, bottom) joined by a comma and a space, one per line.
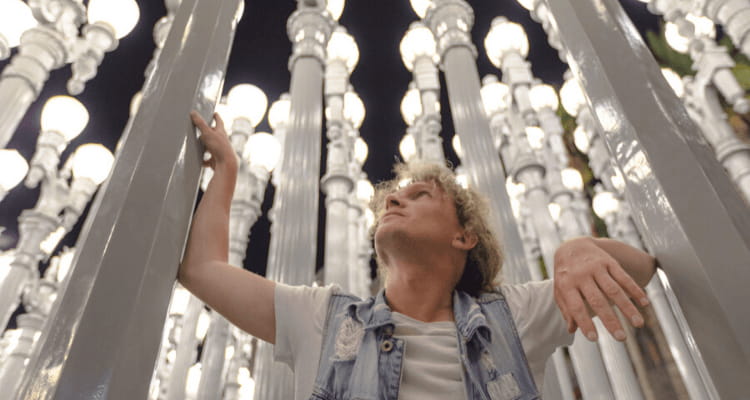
385, 192, 402, 208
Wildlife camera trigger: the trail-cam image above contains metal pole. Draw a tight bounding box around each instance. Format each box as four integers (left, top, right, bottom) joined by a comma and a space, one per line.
544, 0, 750, 397
15, 0, 243, 397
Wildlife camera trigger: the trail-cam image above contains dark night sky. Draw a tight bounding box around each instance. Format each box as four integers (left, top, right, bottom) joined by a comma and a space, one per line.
0, 1, 658, 278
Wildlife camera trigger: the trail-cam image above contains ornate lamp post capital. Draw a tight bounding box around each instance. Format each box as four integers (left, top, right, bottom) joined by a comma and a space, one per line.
425, 0, 477, 62
287, 7, 334, 69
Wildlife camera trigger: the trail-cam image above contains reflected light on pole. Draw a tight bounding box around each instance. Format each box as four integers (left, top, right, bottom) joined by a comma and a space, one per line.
661, 68, 685, 98
452, 134, 463, 158
87, 0, 141, 39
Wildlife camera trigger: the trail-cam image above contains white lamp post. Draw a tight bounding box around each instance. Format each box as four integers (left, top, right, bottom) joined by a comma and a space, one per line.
68, 0, 140, 94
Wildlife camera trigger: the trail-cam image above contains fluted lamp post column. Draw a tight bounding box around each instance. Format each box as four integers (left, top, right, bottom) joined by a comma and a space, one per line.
0, 96, 87, 331
322, 27, 358, 288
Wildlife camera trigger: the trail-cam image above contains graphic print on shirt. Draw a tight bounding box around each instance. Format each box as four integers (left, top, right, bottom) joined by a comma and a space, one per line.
333, 315, 364, 361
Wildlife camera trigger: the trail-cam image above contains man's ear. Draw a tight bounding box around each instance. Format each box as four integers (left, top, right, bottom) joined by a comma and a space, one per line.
453, 230, 478, 251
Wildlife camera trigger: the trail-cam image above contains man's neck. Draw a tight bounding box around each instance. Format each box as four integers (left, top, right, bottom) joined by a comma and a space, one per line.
384, 261, 456, 323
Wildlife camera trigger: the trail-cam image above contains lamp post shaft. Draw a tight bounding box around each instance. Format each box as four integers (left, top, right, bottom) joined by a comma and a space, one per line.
15, 0, 242, 397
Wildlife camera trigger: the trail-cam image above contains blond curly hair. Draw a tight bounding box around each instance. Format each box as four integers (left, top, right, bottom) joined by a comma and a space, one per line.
370, 162, 503, 296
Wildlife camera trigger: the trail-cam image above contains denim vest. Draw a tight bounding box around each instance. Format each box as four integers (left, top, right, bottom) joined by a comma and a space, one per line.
308, 288, 540, 400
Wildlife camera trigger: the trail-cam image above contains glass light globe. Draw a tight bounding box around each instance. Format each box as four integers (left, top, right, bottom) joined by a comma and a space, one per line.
400, 87, 422, 126
525, 126, 545, 150
481, 79, 511, 116
41, 96, 89, 141
0, 0, 38, 48
356, 179, 374, 203
129, 91, 143, 117
452, 134, 463, 158
592, 191, 620, 218
548, 202, 561, 222
560, 77, 586, 117
170, 287, 191, 315
344, 91, 365, 129
238, 368, 256, 398
665, 15, 715, 54
661, 68, 685, 98
327, 28, 359, 72
0, 149, 28, 191
354, 137, 368, 164
399, 23, 436, 71
484, 17, 529, 68
72, 143, 115, 185
529, 84, 559, 112
214, 102, 235, 126
516, 0, 536, 11
196, 310, 210, 341
87, 0, 140, 39
573, 125, 590, 154
399, 134, 416, 161
410, 0, 432, 18
268, 94, 291, 131
365, 208, 375, 228
226, 84, 267, 128
244, 132, 281, 172
326, 0, 345, 21
560, 167, 583, 191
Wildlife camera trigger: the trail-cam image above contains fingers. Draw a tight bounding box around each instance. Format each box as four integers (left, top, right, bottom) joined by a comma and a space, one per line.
213, 112, 225, 132
191, 111, 210, 133
580, 279, 625, 341
561, 286, 598, 341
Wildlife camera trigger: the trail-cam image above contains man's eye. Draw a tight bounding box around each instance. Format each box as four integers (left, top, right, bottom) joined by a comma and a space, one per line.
413, 191, 429, 198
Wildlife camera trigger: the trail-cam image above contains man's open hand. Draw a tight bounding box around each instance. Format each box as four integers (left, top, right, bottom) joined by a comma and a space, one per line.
553, 237, 651, 342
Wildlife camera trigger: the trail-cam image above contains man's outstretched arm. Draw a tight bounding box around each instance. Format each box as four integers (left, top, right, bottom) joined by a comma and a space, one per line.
553, 236, 656, 342
178, 111, 276, 344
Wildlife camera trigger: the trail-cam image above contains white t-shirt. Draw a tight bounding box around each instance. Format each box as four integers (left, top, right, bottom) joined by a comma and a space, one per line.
274, 280, 573, 400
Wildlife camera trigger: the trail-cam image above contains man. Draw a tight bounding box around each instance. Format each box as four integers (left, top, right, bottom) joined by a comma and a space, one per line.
180, 112, 656, 399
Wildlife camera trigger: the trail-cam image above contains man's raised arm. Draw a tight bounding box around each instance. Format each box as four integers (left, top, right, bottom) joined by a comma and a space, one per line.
553, 236, 657, 342
178, 111, 276, 344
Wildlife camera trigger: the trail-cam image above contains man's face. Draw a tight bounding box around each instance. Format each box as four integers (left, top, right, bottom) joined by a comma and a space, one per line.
373, 180, 465, 263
